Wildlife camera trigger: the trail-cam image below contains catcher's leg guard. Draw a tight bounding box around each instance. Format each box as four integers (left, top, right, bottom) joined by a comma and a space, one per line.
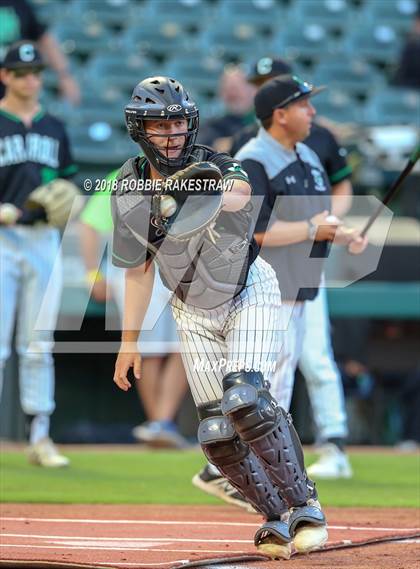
221, 370, 327, 553
221, 370, 314, 507
197, 401, 291, 559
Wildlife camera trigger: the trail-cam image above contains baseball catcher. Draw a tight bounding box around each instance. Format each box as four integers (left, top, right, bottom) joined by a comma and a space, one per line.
112, 76, 328, 559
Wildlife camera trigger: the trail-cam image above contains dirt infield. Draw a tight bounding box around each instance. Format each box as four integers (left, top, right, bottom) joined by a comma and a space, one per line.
1, 504, 419, 569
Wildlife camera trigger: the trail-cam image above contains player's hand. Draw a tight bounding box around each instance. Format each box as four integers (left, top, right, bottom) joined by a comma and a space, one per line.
311, 210, 342, 242
113, 347, 142, 392
334, 225, 358, 245
347, 232, 368, 255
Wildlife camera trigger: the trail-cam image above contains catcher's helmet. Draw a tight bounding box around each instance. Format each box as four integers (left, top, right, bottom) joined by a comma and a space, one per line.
125, 76, 199, 176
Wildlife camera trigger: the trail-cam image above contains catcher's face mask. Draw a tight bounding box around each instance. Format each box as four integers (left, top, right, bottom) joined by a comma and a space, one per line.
125, 76, 199, 176
144, 117, 191, 159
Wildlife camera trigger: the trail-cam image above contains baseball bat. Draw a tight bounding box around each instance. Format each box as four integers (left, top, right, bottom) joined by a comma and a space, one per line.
360, 144, 420, 237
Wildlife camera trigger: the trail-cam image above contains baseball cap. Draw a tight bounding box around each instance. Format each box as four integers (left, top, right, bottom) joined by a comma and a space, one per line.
255, 74, 326, 120
2, 41, 45, 70
247, 57, 292, 84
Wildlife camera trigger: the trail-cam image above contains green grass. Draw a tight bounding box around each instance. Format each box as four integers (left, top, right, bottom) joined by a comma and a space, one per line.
0, 449, 419, 508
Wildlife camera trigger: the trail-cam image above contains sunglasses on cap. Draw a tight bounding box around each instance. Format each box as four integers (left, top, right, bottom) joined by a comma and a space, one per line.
274, 76, 314, 110
12, 67, 43, 78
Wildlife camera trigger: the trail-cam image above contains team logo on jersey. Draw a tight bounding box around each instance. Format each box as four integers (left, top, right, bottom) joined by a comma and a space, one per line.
0, 134, 59, 167
285, 175, 296, 185
167, 104, 182, 112
311, 168, 327, 192
19, 44, 36, 63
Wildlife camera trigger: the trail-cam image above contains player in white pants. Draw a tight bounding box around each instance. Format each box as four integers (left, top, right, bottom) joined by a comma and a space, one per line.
228, 56, 355, 482
0, 225, 63, 452
300, 285, 352, 478
237, 76, 367, 485
0, 41, 75, 466
111, 76, 329, 559
262, 286, 351, 479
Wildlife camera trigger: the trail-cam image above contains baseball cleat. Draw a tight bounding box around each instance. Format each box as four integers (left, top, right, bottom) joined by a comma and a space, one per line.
132, 421, 189, 449
293, 523, 328, 553
256, 541, 292, 560
289, 499, 328, 554
192, 464, 257, 513
27, 437, 70, 468
255, 519, 292, 560
306, 443, 353, 479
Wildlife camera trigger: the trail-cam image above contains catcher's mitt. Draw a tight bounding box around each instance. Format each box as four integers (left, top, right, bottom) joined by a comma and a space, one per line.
152, 161, 224, 241
25, 178, 81, 228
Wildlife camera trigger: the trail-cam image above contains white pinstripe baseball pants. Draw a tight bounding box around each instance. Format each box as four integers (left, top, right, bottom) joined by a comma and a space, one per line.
171, 256, 282, 406
0, 225, 62, 415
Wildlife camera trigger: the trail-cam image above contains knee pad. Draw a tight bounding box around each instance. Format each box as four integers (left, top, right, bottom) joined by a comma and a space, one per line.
197, 400, 249, 468
221, 370, 278, 442
197, 400, 288, 519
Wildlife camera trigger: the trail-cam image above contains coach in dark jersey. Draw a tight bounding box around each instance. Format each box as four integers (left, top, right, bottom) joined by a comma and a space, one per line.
231, 57, 353, 205
0, 41, 76, 467
231, 58, 356, 481
194, 61, 357, 508
236, 75, 367, 475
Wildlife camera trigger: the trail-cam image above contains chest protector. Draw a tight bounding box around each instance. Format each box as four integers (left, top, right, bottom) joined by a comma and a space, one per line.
115, 154, 253, 309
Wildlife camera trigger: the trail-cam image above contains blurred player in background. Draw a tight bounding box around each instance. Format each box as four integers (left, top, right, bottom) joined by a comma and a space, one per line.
238, 73, 367, 458
193, 71, 360, 506
237, 57, 354, 479
197, 65, 256, 153
79, 173, 189, 448
0, 0, 80, 103
0, 41, 77, 466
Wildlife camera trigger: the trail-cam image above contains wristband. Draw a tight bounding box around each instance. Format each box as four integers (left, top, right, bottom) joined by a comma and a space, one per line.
307, 219, 317, 240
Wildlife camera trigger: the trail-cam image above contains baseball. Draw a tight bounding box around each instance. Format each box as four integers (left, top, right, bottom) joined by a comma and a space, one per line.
160, 195, 177, 218
0, 203, 20, 225
325, 215, 340, 224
